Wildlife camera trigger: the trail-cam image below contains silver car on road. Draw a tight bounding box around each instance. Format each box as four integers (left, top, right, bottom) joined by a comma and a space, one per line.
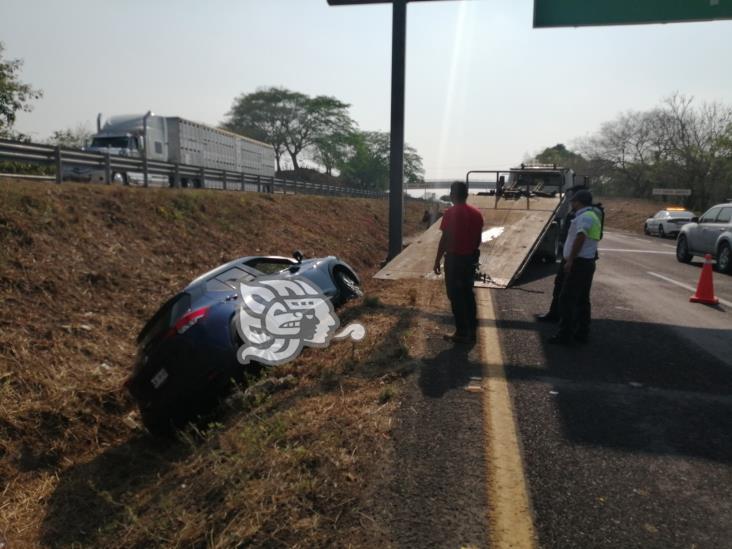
676, 203, 732, 273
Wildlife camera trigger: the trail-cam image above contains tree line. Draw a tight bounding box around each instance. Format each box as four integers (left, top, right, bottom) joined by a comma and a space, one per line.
530, 94, 732, 210
222, 87, 424, 190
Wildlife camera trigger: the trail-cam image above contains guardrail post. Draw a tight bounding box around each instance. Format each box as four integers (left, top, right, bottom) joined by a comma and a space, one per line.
241, 172, 246, 192
256, 175, 261, 193
222, 170, 228, 191
270, 176, 274, 193
200, 166, 205, 189
143, 152, 149, 188
55, 146, 62, 184
173, 163, 180, 188
104, 151, 111, 184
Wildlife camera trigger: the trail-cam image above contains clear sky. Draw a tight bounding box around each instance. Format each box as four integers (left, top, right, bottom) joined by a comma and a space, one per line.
2, 0, 731, 179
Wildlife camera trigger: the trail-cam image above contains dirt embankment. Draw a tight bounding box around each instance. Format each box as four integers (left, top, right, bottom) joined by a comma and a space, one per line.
0, 179, 425, 548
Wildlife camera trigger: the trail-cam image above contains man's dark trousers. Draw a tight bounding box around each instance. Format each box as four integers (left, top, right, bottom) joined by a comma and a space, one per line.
557, 257, 596, 339
546, 258, 566, 318
444, 253, 477, 337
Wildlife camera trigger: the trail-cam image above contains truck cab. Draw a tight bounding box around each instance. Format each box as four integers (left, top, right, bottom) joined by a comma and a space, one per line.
65, 113, 168, 185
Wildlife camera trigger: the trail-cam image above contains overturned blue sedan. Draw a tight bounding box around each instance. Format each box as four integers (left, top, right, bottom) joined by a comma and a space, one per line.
125, 252, 361, 435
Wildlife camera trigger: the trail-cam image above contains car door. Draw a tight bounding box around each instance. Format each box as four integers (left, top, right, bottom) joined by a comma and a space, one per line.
695, 206, 723, 253
658, 211, 671, 234
648, 211, 662, 233
711, 207, 732, 253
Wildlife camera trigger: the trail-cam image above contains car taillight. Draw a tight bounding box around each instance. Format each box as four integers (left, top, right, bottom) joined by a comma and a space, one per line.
173, 306, 210, 335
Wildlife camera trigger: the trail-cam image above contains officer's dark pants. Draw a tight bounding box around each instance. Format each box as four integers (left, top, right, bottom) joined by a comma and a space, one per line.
444, 253, 477, 337
557, 257, 596, 339
546, 258, 565, 317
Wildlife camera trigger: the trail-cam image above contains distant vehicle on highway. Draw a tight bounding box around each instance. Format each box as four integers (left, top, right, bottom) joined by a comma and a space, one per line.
125, 252, 361, 435
676, 203, 732, 273
644, 208, 695, 238
64, 112, 274, 187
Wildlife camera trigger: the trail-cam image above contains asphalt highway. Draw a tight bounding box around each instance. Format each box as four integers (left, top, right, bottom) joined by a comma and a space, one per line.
493, 229, 732, 548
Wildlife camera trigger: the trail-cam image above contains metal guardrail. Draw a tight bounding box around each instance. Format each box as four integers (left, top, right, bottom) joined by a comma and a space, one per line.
0, 138, 387, 199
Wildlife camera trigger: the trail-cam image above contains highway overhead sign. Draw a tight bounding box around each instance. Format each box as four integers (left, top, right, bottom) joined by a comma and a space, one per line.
327, 0, 444, 4
534, 0, 732, 28
652, 188, 693, 197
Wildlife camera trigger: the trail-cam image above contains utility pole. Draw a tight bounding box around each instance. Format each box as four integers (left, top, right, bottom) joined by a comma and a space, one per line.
327, 0, 450, 260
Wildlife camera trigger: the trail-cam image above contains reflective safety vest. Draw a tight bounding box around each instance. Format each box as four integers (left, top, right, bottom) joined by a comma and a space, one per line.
581, 208, 603, 241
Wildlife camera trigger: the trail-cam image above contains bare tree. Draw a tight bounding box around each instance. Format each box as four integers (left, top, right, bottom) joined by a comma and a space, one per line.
579, 94, 732, 207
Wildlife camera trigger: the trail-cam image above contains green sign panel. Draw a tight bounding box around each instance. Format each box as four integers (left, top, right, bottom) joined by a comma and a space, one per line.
534, 0, 732, 28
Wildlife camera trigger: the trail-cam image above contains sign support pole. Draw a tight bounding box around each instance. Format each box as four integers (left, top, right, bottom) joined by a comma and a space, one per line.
388, 0, 407, 260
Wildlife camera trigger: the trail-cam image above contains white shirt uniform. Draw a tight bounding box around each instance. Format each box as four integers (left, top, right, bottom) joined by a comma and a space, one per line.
563, 207, 599, 260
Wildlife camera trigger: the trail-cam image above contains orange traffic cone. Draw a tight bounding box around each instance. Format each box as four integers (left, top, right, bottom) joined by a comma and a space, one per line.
690, 254, 719, 305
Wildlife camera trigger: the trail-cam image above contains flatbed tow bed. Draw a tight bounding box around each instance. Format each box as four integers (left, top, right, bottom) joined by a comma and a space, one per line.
375, 166, 578, 288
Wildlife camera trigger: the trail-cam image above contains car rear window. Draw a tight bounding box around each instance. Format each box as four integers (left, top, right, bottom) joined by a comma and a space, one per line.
716, 207, 732, 224
206, 266, 254, 292
668, 211, 692, 218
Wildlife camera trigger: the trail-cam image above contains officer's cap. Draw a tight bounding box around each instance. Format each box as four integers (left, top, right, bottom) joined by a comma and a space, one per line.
571, 189, 593, 206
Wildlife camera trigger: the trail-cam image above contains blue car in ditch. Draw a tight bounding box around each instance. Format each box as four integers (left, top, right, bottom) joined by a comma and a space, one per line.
125, 252, 361, 435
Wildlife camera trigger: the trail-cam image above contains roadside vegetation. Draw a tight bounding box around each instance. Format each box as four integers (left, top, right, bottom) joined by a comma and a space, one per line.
0, 178, 425, 547
222, 87, 425, 191
530, 94, 732, 210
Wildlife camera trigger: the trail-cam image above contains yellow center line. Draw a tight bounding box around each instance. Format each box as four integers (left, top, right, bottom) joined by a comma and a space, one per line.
476, 290, 537, 549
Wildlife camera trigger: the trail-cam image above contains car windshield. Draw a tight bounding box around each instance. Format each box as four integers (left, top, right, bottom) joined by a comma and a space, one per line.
246, 258, 294, 274
90, 136, 130, 149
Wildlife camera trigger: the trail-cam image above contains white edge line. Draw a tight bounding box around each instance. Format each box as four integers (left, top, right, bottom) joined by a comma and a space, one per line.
599, 249, 675, 254
647, 271, 732, 308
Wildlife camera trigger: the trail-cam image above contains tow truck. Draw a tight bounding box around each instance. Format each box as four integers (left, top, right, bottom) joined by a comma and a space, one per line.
375, 164, 588, 288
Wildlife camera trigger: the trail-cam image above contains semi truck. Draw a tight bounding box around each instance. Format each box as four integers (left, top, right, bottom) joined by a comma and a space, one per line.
64, 112, 275, 187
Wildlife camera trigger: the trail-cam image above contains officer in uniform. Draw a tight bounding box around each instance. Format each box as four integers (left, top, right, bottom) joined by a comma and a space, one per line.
548, 189, 602, 345
536, 185, 587, 323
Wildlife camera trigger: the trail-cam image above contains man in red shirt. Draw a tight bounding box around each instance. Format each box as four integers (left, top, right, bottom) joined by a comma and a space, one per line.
433, 182, 484, 343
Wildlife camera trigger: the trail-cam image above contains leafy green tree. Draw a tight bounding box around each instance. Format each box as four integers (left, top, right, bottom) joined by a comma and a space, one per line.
48, 124, 93, 149
339, 131, 424, 190
533, 144, 588, 173
0, 42, 42, 138
223, 87, 354, 173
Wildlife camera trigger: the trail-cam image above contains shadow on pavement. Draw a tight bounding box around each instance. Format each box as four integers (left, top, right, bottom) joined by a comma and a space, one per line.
418, 341, 481, 398
489, 265, 732, 465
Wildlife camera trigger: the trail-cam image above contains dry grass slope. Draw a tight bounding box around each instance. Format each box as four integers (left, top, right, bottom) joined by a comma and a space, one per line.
598, 196, 693, 234
0, 179, 424, 548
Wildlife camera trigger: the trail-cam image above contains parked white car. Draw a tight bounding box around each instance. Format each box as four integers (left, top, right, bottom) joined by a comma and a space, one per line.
644, 208, 695, 238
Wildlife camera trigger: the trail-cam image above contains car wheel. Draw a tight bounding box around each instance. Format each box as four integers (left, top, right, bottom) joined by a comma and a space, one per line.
718, 243, 732, 274
111, 172, 128, 185
676, 235, 692, 264
658, 225, 666, 238
644, 224, 650, 235
334, 269, 362, 307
